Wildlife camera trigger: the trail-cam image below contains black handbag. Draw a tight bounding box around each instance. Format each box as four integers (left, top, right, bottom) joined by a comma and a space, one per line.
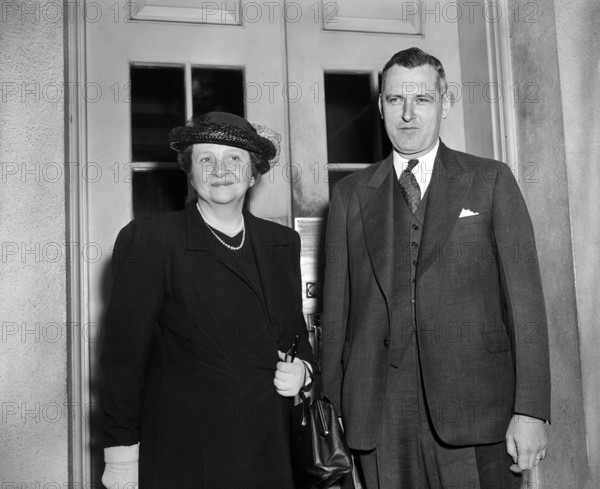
286, 330, 352, 489
285, 334, 352, 489
290, 380, 353, 488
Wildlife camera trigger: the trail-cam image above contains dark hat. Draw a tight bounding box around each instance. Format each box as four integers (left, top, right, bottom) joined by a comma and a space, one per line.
169, 112, 277, 161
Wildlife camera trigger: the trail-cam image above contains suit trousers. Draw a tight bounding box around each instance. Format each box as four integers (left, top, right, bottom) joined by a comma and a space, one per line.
356, 329, 522, 489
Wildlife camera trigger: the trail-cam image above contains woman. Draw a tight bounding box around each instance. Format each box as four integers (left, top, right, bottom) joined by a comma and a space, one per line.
101, 112, 314, 488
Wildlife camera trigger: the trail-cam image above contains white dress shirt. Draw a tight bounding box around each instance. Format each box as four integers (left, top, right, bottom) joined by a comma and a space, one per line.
392, 139, 440, 197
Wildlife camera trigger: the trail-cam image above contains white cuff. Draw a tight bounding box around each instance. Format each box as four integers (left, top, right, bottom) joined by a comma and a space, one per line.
104, 443, 139, 463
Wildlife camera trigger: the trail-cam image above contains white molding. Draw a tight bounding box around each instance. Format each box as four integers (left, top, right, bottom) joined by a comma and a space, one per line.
66, 3, 92, 485
132, 2, 242, 25
485, 9, 504, 162
487, 0, 519, 167
322, 0, 421, 35
185, 63, 193, 121
326, 163, 370, 171
130, 161, 180, 171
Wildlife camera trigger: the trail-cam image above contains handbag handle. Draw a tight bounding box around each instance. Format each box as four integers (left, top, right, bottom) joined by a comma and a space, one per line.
316, 398, 329, 435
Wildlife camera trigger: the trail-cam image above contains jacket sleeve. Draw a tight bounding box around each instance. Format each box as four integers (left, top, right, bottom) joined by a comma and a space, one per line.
321, 185, 350, 411
101, 219, 165, 447
492, 163, 551, 422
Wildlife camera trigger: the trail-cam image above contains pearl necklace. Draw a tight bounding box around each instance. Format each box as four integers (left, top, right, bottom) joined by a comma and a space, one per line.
197, 204, 246, 251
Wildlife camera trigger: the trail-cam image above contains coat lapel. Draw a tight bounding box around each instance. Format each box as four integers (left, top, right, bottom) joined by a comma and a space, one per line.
360, 155, 396, 305
245, 212, 287, 323
417, 143, 473, 281
186, 200, 213, 252
186, 202, 269, 313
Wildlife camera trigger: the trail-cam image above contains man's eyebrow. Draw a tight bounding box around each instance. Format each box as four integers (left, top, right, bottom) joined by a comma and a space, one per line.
384, 91, 435, 99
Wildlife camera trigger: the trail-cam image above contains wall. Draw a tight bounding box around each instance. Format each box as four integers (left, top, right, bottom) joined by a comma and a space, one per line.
508, 1, 589, 487
0, 2, 69, 486
554, 1, 600, 488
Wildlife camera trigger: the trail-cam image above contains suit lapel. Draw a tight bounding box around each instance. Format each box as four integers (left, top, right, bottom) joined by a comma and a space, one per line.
360, 155, 396, 305
417, 143, 472, 281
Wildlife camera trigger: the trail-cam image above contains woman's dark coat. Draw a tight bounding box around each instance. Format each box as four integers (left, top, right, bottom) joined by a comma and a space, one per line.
101, 202, 313, 488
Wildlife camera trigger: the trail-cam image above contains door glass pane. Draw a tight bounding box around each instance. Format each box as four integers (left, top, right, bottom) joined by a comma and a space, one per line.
378, 72, 392, 157
131, 65, 185, 162
324, 72, 379, 163
192, 67, 244, 116
132, 169, 188, 219
325, 72, 393, 194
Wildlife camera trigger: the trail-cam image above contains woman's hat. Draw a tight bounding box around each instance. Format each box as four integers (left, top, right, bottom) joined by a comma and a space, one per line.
169, 112, 278, 162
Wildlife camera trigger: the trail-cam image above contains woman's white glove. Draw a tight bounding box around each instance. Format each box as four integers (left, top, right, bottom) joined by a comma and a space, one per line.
274, 351, 312, 397
102, 443, 139, 488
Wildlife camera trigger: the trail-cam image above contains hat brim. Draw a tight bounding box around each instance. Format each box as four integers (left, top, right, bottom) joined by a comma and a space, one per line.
169, 121, 276, 161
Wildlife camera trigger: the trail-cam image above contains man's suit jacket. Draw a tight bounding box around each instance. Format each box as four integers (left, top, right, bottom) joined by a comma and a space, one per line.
322, 142, 551, 450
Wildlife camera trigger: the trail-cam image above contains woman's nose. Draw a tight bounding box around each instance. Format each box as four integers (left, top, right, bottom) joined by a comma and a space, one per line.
212, 162, 226, 176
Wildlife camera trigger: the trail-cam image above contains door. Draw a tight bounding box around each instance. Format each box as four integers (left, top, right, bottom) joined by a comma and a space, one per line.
78, 0, 500, 484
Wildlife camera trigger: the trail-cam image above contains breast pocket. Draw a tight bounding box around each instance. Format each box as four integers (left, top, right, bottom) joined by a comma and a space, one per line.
456, 212, 487, 226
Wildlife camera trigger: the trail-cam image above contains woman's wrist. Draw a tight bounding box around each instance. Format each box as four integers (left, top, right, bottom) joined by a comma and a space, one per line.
300, 359, 313, 388
104, 443, 139, 463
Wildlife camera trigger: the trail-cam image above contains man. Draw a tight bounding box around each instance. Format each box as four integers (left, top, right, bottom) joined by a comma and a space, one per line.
322, 47, 550, 488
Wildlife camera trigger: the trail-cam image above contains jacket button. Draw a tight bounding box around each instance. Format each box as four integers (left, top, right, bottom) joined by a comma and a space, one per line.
412, 224, 419, 230
383, 339, 390, 347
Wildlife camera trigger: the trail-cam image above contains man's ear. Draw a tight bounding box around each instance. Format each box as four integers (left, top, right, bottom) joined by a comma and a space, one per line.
378, 94, 384, 119
441, 92, 453, 119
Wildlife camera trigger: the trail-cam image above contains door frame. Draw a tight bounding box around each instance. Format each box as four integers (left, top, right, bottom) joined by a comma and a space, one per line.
66, 3, 91, 483
65, 1, 519, 484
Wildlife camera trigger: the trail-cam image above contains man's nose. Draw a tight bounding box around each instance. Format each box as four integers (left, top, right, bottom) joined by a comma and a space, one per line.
402, 101, 414, 122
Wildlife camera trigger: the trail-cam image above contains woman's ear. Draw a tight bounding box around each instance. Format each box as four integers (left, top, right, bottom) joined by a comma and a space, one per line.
186, 179, 197, 202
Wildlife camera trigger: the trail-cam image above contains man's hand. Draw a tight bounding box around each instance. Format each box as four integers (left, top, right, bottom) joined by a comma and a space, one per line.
505, 414, 548, 473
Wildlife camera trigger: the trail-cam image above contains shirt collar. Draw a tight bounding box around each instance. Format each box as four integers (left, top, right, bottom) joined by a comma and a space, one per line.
393, 139, 440, 175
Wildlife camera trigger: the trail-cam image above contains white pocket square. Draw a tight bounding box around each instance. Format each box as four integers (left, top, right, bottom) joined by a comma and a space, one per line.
459, 208, 479, 218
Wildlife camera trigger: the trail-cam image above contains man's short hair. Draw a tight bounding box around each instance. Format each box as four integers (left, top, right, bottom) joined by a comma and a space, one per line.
381, 47, 447, 95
